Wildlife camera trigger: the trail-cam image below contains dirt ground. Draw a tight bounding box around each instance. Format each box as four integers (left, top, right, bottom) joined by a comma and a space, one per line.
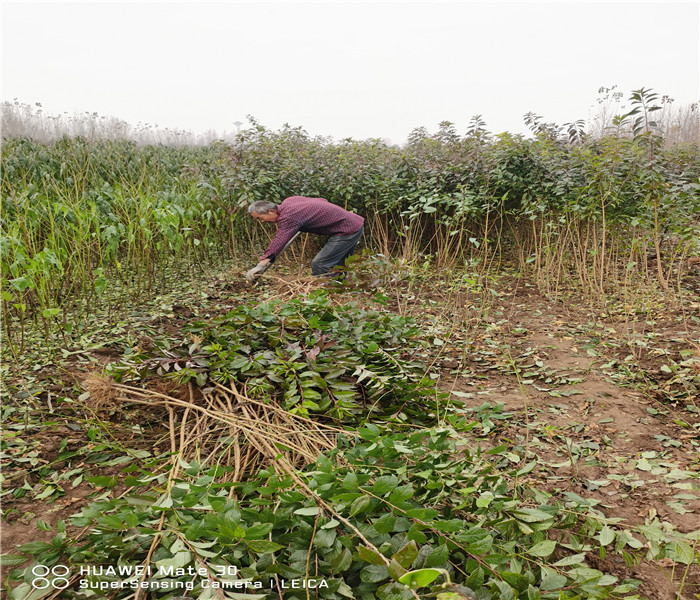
422, 275, 700, 599
2, 270, 698, 599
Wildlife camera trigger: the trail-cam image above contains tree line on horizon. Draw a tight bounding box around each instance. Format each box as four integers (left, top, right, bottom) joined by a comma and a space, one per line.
2, 86, 698, 148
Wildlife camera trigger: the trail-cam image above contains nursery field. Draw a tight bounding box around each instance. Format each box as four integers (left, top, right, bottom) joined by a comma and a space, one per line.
2, 90, 700, 600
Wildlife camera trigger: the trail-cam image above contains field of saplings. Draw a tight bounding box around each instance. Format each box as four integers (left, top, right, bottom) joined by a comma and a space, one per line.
2, 89, 700, 600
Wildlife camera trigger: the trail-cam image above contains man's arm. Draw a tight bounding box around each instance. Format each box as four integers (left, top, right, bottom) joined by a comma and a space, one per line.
261, 222, 300, 262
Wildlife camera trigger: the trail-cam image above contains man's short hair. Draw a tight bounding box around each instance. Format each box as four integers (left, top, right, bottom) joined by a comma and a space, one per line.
248, 200, 278, 215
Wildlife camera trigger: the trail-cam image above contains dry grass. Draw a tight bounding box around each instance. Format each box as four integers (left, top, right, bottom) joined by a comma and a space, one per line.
264, 274, 326, 300
109, 379, 341, 482
81, 374, 118, 412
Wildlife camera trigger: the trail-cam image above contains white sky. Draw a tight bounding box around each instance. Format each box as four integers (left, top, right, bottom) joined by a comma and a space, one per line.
2, 1, 699, 144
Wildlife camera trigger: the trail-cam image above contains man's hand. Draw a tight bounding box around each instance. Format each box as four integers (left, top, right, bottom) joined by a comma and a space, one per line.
245, 261, 270, 284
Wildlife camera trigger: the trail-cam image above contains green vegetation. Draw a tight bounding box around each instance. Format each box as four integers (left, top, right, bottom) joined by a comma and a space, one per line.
8, 419, 690, 600
112, 291, 441, 423
2, 88, 699, 599
3, 88, 699, 349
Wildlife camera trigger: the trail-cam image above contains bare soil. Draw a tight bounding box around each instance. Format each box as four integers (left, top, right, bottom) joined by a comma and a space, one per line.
424, 276, 700, 599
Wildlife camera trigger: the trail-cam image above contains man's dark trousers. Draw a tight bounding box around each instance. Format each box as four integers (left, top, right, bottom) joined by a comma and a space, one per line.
311, 226, 364, 276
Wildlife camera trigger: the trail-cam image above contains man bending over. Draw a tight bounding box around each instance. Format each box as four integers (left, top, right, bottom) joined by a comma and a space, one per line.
246, 196, 364, 282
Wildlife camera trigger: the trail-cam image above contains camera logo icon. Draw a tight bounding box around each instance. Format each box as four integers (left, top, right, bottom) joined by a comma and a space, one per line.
31, 565, 70, 590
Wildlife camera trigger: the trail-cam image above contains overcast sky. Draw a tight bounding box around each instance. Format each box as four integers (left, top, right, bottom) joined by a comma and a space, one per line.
2, 1, 698, 144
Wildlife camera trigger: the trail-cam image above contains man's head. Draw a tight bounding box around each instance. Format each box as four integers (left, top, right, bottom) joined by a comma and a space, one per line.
248, 201, 278, 223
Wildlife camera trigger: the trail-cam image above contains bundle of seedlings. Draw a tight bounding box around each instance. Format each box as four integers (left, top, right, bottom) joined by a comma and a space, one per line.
98, 290, 446, 486
109, 290, 446, 426
107, 379, 340, 481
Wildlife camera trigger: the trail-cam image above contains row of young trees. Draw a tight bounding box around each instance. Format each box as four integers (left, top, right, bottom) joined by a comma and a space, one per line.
1, 88, 699, 345
213, 89, 699, 294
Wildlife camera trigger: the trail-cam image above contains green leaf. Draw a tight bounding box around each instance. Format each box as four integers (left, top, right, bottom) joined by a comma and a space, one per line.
156, 551, 192, 570
87, 475, 118, 488
527, 584, 542, 600
398, 567, 447, 588
516, 461, 537, 476
512, 508, 554, 523
407, 524, 428, 544
10, 277, 32, 292
244, 523, 274, 538
372, 475, 399, 496
294, 506, 320, 516
405, 507, 439, 520
314, 528, 336, 548
0, 554, 28, 566
425, 544, 449, 568
320, 519, 340, 529
669, 540, 695, 565
540, 569, 568, 590
465, 566, 485, 590
7, 583, 41, 600
35, 486, 57, 500
553, 553, 586, 567
349, 495, 372, 517
598, 526, 615, 546
527, 540, 556, 557
359, 424, 381, 441
636, 458, 653, 471
358, 544, 387, 566
98, 514, 124, 530
374, 513, 397, 534
360, 563, 389, 583
37, 519, 51, 531
392, 540, 418, 569
460, 530, 492, 554
316, 453, 333, 473
501, 571, 528, 590
388, 557, 408, 580
476, 491, 494, 507
244, 540, 284, 553
376, 581, 414, 599
342, 471, 359, 490
17, 542, 52, 555
390, 484, 414, 504
331, 547, 353, 572
492, 579, 517, 600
